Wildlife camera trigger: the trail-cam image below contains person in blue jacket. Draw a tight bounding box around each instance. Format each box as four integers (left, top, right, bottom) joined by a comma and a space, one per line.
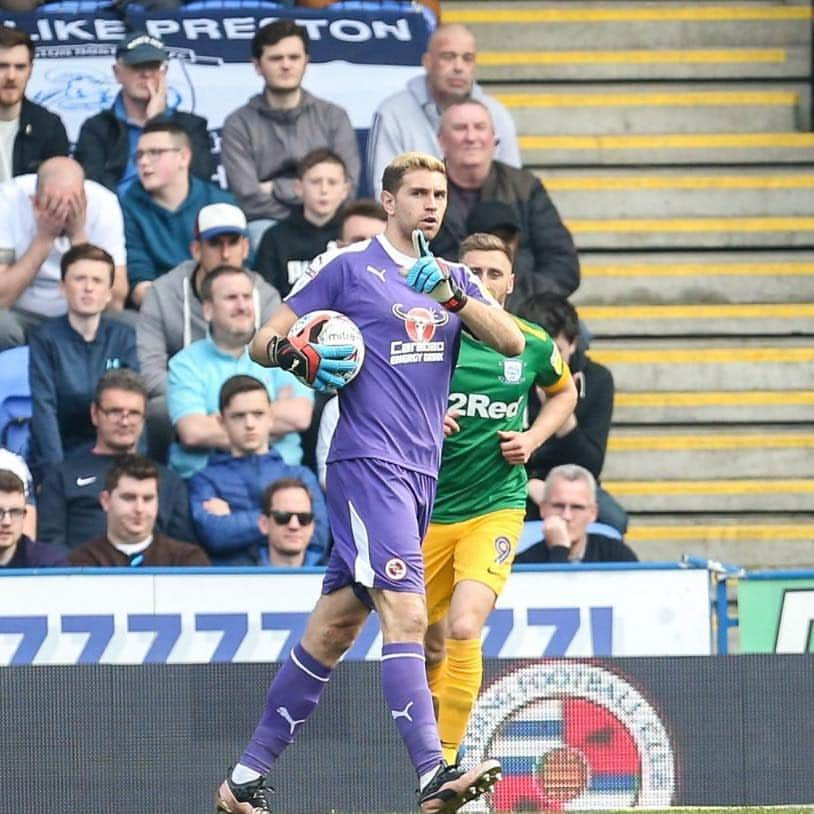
119, 120, 234, 308
188, 374, 327, 566
28, 243, 138, 476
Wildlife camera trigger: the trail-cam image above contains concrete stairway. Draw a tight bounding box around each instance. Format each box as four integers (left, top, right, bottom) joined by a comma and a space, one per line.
444, 0, 814, 569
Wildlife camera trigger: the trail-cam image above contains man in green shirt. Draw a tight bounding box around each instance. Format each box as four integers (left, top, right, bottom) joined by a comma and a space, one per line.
423, 232, 577, 764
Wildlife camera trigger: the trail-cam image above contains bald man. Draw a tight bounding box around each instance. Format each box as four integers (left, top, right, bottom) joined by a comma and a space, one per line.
0, 156, 127, 349
367, 23, 520, 195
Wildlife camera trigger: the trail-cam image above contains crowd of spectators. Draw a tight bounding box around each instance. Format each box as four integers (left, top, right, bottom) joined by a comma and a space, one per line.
0, 17, 636, 570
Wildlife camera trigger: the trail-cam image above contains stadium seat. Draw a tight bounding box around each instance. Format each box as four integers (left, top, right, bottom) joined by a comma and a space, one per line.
0, 346, 32, 459
516, 519, 623, 555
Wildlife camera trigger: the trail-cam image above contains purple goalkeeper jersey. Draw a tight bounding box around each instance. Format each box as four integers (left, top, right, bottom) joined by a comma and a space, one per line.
286, 234, 489, 477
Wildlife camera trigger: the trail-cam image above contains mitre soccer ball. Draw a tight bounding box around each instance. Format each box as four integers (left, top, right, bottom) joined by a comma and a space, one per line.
287, 309, 365, 391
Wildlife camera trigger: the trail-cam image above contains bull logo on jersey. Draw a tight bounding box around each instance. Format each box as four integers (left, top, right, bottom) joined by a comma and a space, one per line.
392, 304, 449, 342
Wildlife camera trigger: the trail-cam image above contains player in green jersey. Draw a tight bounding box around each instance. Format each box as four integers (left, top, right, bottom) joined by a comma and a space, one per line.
423, 232, 578, 764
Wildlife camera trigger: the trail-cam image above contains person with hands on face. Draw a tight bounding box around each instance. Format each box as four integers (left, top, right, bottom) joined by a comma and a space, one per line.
421, 231, 577, 767
75, 31, 214, 196
515, 464, 637, 564
0, 156, 127, 349
215, 153, 521, 814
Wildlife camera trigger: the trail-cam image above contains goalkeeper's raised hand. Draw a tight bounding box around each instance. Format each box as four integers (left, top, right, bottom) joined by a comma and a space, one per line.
266, 336, 357, 392
403, 230, 468, 313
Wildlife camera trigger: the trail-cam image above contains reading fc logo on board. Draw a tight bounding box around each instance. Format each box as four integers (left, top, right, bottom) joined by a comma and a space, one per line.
462, 662, 676, 811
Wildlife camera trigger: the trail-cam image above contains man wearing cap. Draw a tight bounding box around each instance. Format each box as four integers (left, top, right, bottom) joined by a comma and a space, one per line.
136, 202, 281, 460
121, 120, 234, 308
431, 100, 580, 306
75, 31, 214, 196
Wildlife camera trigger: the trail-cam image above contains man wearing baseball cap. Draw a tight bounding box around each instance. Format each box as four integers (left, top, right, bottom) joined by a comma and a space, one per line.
136, 202, 281, 460
75, 31, 214, 195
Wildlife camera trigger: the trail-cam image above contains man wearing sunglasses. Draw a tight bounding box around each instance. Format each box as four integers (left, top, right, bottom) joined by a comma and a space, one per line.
258, 477, 316, 568
0, 469, 68, 568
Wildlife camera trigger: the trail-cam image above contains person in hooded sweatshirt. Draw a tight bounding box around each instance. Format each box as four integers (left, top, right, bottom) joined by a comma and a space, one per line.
366, 23, 520, 197
136, 202, 281, 461
220, 20, 360, 248
254, 148, 350, 298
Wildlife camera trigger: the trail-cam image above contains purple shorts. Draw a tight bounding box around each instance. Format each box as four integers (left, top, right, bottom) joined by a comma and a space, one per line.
322, 458, 436, 603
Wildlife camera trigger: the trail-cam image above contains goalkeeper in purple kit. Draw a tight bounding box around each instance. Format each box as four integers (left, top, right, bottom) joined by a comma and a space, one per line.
214, 152, 524, 814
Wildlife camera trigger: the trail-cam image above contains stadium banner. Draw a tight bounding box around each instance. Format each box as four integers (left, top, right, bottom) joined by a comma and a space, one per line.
739, 569, 814, 653
0, 565, 711, 666
4, 6, 429, 152
4, 655, 813, 811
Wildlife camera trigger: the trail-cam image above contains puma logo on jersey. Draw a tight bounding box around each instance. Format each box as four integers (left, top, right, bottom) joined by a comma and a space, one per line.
366, 265, 386, 282
391, 701, 414, 722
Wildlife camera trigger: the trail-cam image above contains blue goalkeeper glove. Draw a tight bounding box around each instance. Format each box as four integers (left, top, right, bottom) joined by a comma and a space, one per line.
403, 230, 468, 312
267, 336, 357, 392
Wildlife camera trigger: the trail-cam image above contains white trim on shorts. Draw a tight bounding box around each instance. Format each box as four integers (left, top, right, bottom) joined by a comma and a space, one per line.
349, 499, 375, 587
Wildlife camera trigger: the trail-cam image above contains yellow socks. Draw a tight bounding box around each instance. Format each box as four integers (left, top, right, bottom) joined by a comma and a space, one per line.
436, 638, 483, 765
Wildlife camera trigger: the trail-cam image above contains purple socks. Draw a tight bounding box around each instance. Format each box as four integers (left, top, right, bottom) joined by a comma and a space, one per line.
381, 641, 444, 776
239, 643, 332, 774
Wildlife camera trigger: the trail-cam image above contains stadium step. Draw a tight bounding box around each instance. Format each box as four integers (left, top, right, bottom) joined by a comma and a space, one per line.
611, 390, 814, 425
490, 83, 808, 137
573, 251, 814, 305
443, 1, 812, 53
475, 46, 809, 82
626, 514, 814, 569
541, 169, 814, 220
604, 478, 814, 513
578, 302, 814, 337
564, 215, 814, 251
602, 426, 814, 480
519, 131, 814, 168
590, 338, 814, 391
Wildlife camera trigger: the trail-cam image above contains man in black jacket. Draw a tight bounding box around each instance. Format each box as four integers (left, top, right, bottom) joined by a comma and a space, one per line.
37, 368, 194, 549
431, 99, 579, 309
74, 31, 214, 194
515, 464, 637, 564
0, 26, 69, 181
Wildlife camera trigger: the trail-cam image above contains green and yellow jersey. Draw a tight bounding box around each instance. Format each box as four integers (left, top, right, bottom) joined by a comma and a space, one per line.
431, 316, 571, 524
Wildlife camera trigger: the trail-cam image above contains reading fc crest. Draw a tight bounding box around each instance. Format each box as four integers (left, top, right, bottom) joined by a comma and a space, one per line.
462, 662, 676, 811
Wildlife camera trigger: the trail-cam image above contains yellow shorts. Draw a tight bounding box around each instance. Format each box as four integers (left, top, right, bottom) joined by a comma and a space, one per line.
423, 508, 525, 626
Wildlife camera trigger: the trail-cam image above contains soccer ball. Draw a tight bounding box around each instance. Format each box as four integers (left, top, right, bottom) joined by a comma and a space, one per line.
287, 309, 365, 391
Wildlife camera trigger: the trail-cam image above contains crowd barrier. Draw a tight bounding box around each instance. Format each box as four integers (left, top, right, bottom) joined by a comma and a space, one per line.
0, 563, 713, 665
4, 655, 813, 811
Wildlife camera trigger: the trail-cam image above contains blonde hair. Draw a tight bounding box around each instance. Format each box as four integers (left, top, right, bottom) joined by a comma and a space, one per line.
381, 152, 446, 195
459, 232, 513, 264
